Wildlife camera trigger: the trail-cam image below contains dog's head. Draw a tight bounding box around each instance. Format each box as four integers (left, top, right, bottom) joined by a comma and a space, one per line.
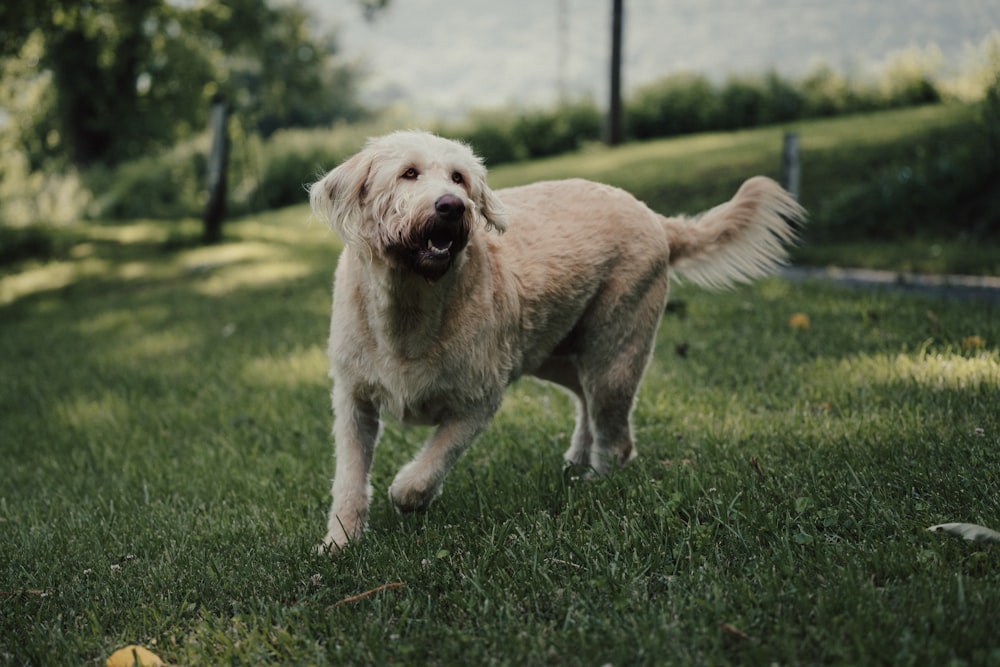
310, 130, 508, 282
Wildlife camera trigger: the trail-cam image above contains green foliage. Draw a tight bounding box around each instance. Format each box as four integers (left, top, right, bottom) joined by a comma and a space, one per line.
447, 100, 603, 166
510, 101, 604, 158
625, 63, 941, 141
627, 73, 721, 139
811, 81, 1000, 243
85, 139, 209, 221
9, 104, 999, 275
0, 0, 364, 169
248, 127, 362, 211
1, 209, 999, 665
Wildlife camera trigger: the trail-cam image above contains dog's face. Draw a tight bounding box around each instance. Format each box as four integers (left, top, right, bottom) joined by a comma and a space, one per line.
311, 131, 508, 282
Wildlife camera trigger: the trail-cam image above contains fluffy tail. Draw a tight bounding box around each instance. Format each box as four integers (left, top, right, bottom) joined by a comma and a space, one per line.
663, 176, 805, 290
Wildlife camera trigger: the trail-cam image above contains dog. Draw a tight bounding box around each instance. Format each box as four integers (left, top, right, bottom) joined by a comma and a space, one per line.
310, 130, 804, 551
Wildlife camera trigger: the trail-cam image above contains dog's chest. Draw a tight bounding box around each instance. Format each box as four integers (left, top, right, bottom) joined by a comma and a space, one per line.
350, 347, 491, 425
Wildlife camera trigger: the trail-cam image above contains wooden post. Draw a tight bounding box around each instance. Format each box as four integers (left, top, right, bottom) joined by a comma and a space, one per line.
606, 0, 624, 146
781, 131, 801, 200
203, 93, 229, 244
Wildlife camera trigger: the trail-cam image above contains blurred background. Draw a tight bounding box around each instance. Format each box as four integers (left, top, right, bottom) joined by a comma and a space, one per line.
323, 0, 999, 118
0, 0, 998, 252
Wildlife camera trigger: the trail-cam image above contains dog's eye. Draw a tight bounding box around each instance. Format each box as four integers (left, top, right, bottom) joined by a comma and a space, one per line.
402, 167, 419, 180
451, 171, 464, 185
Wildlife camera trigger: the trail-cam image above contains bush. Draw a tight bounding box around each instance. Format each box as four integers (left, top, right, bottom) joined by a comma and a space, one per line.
627, 73, 720, 139
86, 120, 378, 220
449, 112, 523, 166
250, 128, 356, 211
813, 96, 1000, 242
512, 101, 603, 158
85, 140, 206, 220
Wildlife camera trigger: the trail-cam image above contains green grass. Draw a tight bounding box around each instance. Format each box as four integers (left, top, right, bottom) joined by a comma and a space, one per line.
486, 103, 1000, 276
2, 201, 1000, 665
489, 104, 972, 207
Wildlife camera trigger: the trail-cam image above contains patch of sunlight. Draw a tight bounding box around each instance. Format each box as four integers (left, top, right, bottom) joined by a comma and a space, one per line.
86, 219, 199, 244
120, 330, 195, 361
180, 241, 278, 270
839, 350, 1000, 391
0, 258, 109, 305
194, 260, 312, 296
56, 391, 130, 432
77, 305, 172, 335
242, 347, 327, 387
118, 261, 155, 280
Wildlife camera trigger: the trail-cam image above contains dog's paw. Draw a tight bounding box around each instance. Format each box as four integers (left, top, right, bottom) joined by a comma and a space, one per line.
388, 482, 440, 513
562, 459, 596, 482
318, 527, 362, 555
388, 465, 443, 513
318, 517, 363, 555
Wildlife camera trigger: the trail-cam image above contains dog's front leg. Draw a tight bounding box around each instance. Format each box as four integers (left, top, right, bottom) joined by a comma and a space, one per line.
388, 414, 489, 513
321, 385, 381, 553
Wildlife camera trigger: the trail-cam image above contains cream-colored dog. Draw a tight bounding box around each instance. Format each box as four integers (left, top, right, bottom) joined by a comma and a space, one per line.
310, 130, 804, 551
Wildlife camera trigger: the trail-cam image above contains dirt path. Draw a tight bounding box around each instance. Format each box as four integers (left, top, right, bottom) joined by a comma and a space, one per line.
782, 266, 1000, 305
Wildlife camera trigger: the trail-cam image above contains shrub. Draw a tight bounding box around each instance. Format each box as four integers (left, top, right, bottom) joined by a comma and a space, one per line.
250, 128, 355, 211
813, 99, 1000, 242
85, 139, 206, 220
449, 111, 523, 166
627, 73, 720, 139
717, 77, 770, 129
512, 101, 602, 158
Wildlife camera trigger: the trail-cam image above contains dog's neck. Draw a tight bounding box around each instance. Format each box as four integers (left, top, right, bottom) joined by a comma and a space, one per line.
362, 253, 468, 361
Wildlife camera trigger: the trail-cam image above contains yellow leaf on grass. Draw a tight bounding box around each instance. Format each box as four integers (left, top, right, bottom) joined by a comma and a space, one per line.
961, 335, 986, 351
788, 313, 810, 330
106, 645, 165, 667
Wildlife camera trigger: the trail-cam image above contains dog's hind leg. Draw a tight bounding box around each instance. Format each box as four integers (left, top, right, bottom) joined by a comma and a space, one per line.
577, 270, 671, 475
388, 413, 493, 513
321, 387, 381, 553
533, 357, 593, 467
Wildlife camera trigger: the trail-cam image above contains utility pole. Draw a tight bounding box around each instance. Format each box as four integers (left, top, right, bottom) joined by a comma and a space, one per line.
606, 0, 624, 145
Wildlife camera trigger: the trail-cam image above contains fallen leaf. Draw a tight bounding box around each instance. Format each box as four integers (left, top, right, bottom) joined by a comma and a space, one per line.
788, 313, 810, 330
106, 645, 164, 667
928, 522, 1000, 544
961, 335, 985, 351
719, 622, 751, 641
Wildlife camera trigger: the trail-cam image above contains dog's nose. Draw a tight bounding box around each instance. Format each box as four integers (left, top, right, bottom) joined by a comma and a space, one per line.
435, 194, 465, 219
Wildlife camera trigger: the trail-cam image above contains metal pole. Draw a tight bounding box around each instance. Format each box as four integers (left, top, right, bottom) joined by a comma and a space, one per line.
607, 0, 624, 145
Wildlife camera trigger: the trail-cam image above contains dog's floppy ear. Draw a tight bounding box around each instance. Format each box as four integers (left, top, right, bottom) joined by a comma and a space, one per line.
469, 165, 507, 233
310, 149, 373, 245
478, 183, 508, 233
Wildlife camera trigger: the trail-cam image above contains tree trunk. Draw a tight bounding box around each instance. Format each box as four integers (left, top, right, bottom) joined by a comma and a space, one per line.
203, 94, 229, 244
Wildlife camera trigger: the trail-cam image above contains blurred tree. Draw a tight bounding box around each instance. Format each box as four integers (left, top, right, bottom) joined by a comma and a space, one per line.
0, 0, 364, 168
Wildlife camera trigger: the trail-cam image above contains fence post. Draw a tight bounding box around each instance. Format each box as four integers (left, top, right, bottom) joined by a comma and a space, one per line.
203, 93, 229, 244
780, 131, 801, 200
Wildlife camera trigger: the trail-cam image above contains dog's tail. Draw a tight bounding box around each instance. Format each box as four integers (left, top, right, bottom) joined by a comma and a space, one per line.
663, 176, 805, 290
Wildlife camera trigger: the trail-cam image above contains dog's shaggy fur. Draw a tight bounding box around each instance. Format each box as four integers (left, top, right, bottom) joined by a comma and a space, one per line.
310, 130, 805, 551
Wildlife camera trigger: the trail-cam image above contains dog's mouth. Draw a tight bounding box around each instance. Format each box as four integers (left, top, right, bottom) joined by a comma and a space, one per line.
424, 229, 455, 258
392, 217, 469, 282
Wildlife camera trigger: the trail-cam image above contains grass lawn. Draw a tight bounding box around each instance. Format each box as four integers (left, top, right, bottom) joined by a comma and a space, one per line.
487, 103, 1000, 277
2, 197, 999, 665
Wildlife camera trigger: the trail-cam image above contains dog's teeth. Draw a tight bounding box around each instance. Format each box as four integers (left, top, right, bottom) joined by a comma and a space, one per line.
426, 239, 452, 252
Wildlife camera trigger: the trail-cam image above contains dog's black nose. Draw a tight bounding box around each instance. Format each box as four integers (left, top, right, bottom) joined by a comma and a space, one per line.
435, 194, 465, 219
